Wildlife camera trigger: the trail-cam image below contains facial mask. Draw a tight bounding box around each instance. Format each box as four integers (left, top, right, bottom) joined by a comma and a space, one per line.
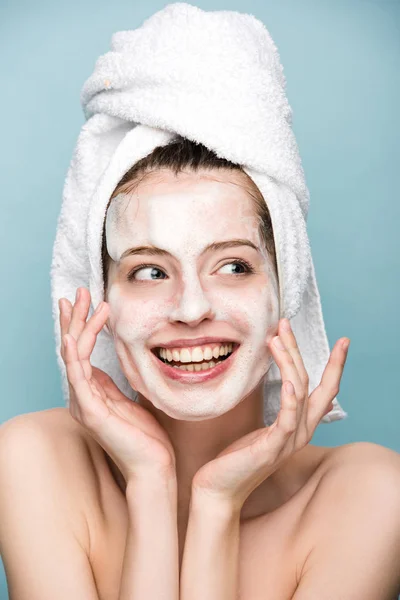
104, 172, 280, 421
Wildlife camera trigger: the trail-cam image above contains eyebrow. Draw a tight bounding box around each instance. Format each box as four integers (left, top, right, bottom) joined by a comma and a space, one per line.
120, 239, 261, 261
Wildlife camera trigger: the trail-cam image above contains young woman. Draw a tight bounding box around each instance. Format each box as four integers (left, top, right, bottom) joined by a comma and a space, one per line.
0, 137, 399, 600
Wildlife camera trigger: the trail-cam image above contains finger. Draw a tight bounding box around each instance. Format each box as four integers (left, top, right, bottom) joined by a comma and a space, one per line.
277, 380, 299, 445
254, 380, 299, 462
68, 287, 91, 341
92, 366, 129, 404
278, 319, 309, 434
63, 333, 102, 416
325, 400, 334, 414
76, 301, 109, 362
269, 333, 304, 425
278, 319, 309, 388
58, 298, 73, 349
307, 338, 350, 428
92, 367, 122, 398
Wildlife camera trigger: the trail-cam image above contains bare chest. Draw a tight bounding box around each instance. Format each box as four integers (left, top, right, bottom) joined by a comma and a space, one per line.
87, 453, 325, 600
89, 511, 301, 600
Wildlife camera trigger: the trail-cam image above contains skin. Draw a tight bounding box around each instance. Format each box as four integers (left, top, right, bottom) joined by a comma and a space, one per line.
102, 168, 318, 525
57, 168, 352, 598
104, 168, 279, 423
5, 156, 396, 599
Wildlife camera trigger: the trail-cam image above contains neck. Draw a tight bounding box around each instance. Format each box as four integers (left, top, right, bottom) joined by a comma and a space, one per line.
138, 382, 264, 487
104, 384, 317, 543
137, 383, 266, 554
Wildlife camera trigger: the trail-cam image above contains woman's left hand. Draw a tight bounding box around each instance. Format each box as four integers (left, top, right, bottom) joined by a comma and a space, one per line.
191, 318, 350, 511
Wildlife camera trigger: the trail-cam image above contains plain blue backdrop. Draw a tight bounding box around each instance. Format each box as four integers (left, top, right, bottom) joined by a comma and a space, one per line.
0, 0, 399, 597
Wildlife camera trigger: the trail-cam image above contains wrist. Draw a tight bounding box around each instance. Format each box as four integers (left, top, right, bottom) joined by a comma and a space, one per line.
190, 486, 241, 522
126, 468, 177, 497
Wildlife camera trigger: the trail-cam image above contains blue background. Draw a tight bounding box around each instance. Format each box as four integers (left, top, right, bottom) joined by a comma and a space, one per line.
1, 0, 399, 597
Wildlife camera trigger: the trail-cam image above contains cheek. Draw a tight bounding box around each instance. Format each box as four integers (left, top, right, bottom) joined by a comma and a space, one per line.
212, 283, 278, 331
107, 286, 175, 340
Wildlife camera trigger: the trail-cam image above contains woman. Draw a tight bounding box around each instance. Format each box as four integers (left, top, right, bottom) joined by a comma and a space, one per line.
1, 136, 400, 600
2, 4, 400, 599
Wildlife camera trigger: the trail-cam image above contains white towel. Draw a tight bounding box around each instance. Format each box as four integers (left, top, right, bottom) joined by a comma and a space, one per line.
51, 2, 348, 426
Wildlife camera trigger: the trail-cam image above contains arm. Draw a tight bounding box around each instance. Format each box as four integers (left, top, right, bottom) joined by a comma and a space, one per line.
0, 415, 180, 600
119, 472, 180, 600
0, 417, 99, 599
177, 320, 347, 600
179, 490, 241, 600
57, 290, 180, 598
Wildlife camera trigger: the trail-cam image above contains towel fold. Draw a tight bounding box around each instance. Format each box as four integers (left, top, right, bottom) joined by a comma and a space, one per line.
51, 2, 348, 426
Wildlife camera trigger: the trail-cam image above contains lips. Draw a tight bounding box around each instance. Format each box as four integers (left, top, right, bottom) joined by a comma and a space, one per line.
150, 342, 238, 363
152, 347, 233, 365
149, 343, 240, 383
150, 337, 240, 350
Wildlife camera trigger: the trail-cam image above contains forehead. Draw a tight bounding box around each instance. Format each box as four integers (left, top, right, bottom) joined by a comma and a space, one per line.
106, 169, 261, 249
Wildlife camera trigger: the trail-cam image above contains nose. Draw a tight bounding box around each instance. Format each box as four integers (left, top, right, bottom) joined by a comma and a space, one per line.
168, 274, 215, 327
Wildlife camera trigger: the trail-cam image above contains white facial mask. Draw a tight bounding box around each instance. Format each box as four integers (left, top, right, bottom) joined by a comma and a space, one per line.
104, 171, 280, 421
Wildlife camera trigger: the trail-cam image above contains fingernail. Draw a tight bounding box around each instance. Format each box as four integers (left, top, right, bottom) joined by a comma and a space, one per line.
274, 336, 285, 350
285, 381, 295, 394
342, 338, 350, 351
76, 288, 81, 302
281, 319, 291, 331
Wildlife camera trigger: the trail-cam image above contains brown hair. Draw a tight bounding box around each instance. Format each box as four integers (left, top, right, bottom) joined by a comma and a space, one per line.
101, 135, 278, 294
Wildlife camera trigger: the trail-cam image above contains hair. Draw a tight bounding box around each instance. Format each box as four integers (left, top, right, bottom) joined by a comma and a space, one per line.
101, 135, 278, 295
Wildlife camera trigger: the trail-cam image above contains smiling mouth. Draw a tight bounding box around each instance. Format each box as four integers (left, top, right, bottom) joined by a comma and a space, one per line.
151, 343, 239, 372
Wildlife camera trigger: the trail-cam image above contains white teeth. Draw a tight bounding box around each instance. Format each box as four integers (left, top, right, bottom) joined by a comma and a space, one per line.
159, 343, 233, 363
173, 360, 218, 371
203, 347, 213, 361
180, 348, 192, 363
191, 347, 204, 362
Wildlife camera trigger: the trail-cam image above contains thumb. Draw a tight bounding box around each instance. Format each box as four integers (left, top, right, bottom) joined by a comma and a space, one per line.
92, 367, 128, 402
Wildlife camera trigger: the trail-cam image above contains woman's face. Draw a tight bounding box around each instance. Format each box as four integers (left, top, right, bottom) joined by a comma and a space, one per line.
105, 168, 280, 420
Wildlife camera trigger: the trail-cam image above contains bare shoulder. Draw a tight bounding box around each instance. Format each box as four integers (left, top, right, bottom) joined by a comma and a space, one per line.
320, 440, 400, 519
324, 440, 400, 472
306, 440, 400, 521
1, 405, 84, 438
0, 406, 101, 472
0, 407, 103, 556
295, 441, 400, 590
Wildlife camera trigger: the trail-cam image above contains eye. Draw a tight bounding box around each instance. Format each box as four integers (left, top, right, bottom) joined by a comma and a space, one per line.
126, 259, 255, 282
218, 259, 255, 276
127, 265, 167, 281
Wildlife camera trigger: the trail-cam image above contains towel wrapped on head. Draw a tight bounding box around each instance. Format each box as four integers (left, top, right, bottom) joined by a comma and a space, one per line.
51, 2, 348, 426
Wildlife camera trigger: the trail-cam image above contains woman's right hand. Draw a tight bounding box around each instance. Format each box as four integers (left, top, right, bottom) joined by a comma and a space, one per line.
58, 287, 176, 485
